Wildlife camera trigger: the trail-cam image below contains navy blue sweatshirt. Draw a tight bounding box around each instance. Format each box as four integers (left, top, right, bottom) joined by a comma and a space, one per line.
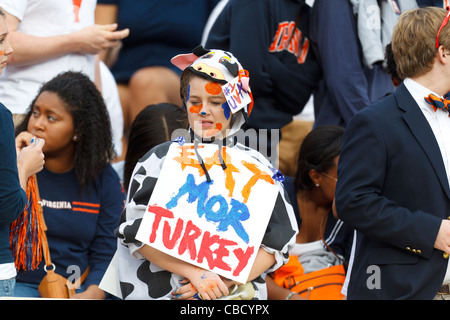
205, 0, 322, 131
17, 166, 125, 287
0, 103, 26, 265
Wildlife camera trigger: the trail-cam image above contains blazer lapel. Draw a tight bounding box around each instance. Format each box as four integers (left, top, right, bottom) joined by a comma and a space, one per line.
395, 83, 450, 199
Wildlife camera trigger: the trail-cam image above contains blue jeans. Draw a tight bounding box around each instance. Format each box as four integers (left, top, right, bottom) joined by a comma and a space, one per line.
0, 278, 16, 297
13, 282, 121, 299
14, 282, 40, 298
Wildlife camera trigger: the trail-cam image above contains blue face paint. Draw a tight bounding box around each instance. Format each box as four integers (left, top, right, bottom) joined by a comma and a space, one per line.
186, 85, 190, 102
222, 101, 231, 120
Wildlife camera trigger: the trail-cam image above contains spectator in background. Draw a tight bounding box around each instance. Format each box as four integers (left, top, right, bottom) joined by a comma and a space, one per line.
0, 0, 129, 158
266, 125, 353, 300
203, 0, 321, 164
13, 71, 125, 299
416, 0, 448, 7
95, 0, 218, 156
122, 103, 187, 190
309, 0, 417, 128
0, 8, 45, 296
384, 42, 403, 88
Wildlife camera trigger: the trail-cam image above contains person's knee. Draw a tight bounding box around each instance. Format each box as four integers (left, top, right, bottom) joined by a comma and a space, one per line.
128, 67, 182, 108
129, 66, 179, 92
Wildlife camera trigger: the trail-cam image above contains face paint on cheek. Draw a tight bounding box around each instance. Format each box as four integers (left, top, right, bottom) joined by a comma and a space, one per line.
0, 50, 4, 56
189, 103, 202, 114
222, 102, 231, 120
205, 82, 222, 95
186, 85, 190, 103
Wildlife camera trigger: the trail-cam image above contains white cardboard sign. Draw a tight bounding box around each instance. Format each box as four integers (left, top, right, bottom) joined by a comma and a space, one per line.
135, 143, 279, 283
221, 76, 252, 114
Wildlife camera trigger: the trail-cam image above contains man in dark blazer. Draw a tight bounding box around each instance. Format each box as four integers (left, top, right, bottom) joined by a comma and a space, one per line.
335, 6, 450, 299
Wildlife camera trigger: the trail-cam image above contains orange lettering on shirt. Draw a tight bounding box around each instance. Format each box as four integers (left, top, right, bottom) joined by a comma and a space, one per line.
73, 0, 82, 22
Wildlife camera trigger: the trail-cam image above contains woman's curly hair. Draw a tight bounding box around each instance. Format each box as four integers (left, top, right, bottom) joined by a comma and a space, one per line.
15, 71, 115, 192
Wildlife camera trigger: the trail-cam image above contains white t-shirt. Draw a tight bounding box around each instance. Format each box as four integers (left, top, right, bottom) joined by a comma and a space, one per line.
0, 262, 16, 280
0, 0, 96, 113
0, 0, 123, 155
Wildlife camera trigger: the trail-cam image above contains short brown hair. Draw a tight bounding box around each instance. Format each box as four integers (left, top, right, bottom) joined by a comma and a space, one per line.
392, 7, 450, 79
179, 67, 196, 102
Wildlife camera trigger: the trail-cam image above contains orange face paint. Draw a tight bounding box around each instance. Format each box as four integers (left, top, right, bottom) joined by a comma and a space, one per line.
205, 82, 222, 95
189, 104, 202, 114
205, 123, 223, 137
0, 50, 4, 56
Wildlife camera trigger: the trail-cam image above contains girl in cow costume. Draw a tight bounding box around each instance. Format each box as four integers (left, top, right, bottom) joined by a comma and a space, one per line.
113, 46, 297, 300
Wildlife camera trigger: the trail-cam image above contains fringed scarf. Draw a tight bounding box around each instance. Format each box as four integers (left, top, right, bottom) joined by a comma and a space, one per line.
9, 175, 44, 271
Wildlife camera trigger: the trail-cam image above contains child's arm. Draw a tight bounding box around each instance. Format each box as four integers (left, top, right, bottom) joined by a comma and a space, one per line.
246, 247, 276, 281
138, 244, 229, 300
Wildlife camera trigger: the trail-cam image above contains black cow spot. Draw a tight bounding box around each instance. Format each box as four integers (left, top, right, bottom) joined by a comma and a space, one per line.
121, 218, 142, 244
133, 176, 157, 205
119, 281, 134, 299
137, 260, 172, 298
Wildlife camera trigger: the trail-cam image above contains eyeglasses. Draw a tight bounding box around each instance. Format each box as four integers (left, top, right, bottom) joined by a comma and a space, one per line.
436, 7, 450, 49
320, 172, 338, 182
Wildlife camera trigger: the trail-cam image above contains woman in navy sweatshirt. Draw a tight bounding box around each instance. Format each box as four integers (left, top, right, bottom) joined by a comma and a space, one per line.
13, 71, 125, 299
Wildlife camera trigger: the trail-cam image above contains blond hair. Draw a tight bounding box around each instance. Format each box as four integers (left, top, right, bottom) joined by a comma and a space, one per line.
392, 7, 450, 79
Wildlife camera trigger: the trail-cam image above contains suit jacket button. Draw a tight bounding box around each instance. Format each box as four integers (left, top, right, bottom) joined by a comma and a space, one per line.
417, 249, 422, 254
444, 252, 449, 259
406, 247, 411, 251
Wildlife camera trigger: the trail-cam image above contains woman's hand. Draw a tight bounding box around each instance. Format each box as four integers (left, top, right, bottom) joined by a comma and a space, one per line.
16, 134, 45, 189
15, 131, 33, 155
71, 284, 106, 300
70, 24, 129, 55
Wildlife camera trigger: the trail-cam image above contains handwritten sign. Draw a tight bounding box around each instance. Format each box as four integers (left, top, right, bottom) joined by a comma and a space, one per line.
135, 143, 279, 283
221, 76, 252, 114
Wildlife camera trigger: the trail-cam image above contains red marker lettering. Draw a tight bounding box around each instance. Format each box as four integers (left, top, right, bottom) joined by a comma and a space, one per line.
197, 231, 236, 271
162, 218, 184, 249
178, 220, 202, 260
232, 246, 254, 277
148, 205, 174, 243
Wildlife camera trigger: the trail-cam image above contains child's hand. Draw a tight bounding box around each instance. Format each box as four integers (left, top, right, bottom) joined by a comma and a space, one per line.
172, 269, 229, 300
171, 279, 197, 300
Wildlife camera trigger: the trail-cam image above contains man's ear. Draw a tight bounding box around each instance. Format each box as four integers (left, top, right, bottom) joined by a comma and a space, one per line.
437, 45, 449, 64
